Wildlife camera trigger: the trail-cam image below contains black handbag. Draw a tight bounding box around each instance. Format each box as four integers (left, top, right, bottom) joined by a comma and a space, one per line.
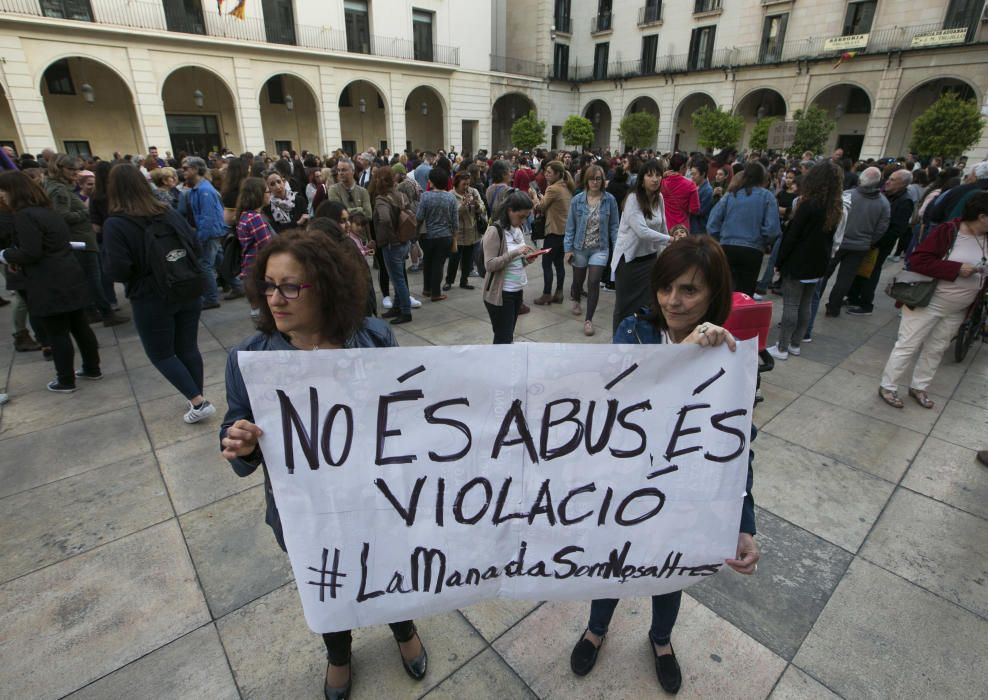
884, 223, 958, 308
530, 214, 546, 241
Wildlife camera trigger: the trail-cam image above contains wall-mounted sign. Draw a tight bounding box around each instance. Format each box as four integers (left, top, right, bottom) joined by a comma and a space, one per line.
910, 28, 967, 48
824, 34, 869, 52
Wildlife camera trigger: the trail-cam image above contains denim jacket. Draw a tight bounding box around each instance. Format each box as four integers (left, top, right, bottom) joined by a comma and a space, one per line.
563, 190, 619, 253
707, 187, 781, 251
179, 180, 226, 241
416, 190, 458, 240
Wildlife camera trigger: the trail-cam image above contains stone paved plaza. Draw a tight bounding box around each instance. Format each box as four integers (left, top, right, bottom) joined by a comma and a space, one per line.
1, 261, 986, 700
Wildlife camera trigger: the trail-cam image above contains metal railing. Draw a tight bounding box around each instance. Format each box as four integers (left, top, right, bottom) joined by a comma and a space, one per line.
0, 0, 460, 65
591, 12, 612, 34
490, 55, 547, 79
638, 3, 662, 26
694, 0, 723, 14
553, 14, 572, 34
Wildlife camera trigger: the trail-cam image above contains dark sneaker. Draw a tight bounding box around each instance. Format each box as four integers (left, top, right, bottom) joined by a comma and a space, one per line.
47, 380, 77, 393
224, 288, 246, 300
75, 369, 103, 380
846, 306, 873, 316
201, 302, 221, 310
390, 315, 413, 325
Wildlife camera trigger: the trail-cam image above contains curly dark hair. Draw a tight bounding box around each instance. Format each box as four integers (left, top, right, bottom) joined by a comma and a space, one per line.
251, 229, 369, 344
799, 161, 844, 231
644, 236, 733, 331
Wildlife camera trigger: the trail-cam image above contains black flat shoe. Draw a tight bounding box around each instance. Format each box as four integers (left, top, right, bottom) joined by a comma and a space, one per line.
459, 283, 476, 290
651, 640, 681, 694
396, 628, 428, 680
442, 283, 452, 291
323, 656, 351, 700
570, 629, 603, 676
390, 314, 413, 325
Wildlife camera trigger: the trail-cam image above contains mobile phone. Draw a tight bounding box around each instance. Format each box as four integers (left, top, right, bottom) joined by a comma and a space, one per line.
526, 247, 552, 260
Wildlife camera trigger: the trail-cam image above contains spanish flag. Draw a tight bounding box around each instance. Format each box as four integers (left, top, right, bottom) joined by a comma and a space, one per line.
832, 51, 858, 70
229, 0, 246, 20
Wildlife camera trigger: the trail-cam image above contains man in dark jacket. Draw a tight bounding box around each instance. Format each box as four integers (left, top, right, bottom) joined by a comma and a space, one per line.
823, 167, 890, 317
846, 169, 915, 315
927, 160, 988, 225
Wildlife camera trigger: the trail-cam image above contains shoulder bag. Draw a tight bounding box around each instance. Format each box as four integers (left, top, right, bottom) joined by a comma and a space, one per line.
884, 223, 958, 308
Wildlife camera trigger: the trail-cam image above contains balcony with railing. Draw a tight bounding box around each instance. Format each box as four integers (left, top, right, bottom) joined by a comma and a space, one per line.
0, 0, 460, 65
490, 55, 547, 79
549, 20, 983, 82
591, 11, 612, 34
694, 0, 723, 15
638, 3, 662, 27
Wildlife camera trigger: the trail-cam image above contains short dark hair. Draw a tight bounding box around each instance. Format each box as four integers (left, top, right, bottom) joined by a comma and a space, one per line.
315, 199, 347, 222
645, 236, 733, 331
0, 170, 51, 209
691, 158, 708, 178
453, 171, 471, 187
670, 153, 688, 172
252, 229, 368, 344
429, 167, 449, 190
961, 191, 988, 222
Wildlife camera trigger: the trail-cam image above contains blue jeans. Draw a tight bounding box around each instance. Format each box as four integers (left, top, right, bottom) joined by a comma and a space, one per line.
588, 591, 682, 646
131, 296, 204, 400
757, 238, 781, 291
806, 279, 824, 338
382, 242, 411, 314
199, 236, 222, 305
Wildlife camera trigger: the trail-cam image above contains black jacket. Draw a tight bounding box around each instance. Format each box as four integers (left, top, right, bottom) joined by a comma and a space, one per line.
927, 178, 988, 225
1, 207, 90, 316
877, 189, 914, 248
102, 208, 200, 301
777, 201, 836, 280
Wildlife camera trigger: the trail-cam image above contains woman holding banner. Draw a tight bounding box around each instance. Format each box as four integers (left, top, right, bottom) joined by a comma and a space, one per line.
220, 230, 428, 700
571, 236, 761, 694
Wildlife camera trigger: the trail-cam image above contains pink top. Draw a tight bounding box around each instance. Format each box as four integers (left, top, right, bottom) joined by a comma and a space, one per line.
660, 174, 700, 230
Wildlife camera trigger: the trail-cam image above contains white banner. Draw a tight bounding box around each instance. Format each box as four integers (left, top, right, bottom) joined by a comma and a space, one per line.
239, 341, 757, 633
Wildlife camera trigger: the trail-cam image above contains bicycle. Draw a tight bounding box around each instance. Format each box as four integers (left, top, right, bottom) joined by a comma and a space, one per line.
954, 285, 987, 362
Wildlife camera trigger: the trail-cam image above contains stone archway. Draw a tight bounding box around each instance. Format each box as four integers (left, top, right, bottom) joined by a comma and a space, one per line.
339, 79, 389, 155
734, 88, 787, 151
887, 78, 978, 157
674, 93, 716, 153
810, 84, 873, 161
491, 92, 536, 153
623, 96, 660, 150
162, 65, 242, 157
583, 99, 611, 151
405, 85, 445, 152
259, 73, 321, 155
40, 57, 143, 158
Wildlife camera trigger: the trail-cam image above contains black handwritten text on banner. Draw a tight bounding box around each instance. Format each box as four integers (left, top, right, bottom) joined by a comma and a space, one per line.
238, 341, 757, 633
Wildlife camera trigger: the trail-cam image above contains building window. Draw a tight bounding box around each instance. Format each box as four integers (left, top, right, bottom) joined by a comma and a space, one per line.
40, 0, 93, 21
63, 140, 92, 157
553, 43, 570, 80
640, 0, 662, 25
694, 0, 722, 14
594, 0, 612, 32
413, 9, 434, 62
554, 0, 572, 34
593, 42, 610, 80
262, 0, 296, 45
43, 59, 75, 95
341, 140, 357, 156
760, 13, 788, 63
943, 0, 982, 40
163, 0, 205, 34
266, 76, 285, 104
641, 35, 658, 74
345, 0, 371, 54
688, 25, 716, 70
843, 1, 876, 35
275, 140, 293, 153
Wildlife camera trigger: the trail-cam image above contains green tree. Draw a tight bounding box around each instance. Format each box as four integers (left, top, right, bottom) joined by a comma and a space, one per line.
561, 115, 595, 149
510, 111, 546, 151
619, 112, 659, 149
749, 116, 781, 151
787, 106, 835, 157
692, 107, 744, 151
909, 92, 985, 159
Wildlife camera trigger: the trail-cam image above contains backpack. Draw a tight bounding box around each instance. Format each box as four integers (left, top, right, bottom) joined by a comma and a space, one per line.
392, 194, 419, 243
219, 230, 242, 285
134, 214, 205, 303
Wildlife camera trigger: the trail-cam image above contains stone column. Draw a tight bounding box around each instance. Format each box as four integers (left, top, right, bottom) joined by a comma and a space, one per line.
318, 66, 341, 153
0, 35, 55, 154
389, 79, 406, 155
125, 47, 169, 153
862, 64, 903, 159
657, 89, 676, 153
232, 57, 265, 153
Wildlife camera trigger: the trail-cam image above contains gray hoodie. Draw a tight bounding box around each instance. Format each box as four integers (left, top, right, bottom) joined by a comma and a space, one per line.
839, 184, 890, 252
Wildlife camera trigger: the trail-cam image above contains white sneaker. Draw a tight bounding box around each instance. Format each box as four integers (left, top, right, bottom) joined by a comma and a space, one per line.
409, 296, 422, 309
753, 293, 765, 301
184, 400, 216, 424
382, 296, 393, 309
767, 344, 789, 361
789, 345, 801, 356
0, 393, 8, 406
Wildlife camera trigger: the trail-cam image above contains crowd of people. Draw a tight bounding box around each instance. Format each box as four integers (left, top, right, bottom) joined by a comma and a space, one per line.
2, 138, 986, 696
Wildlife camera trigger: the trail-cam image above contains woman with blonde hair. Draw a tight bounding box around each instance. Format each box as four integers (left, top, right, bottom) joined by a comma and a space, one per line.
532, 160, 574, 305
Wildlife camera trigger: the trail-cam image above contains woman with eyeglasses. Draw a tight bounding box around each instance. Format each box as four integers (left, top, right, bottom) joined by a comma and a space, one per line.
563, 163, 618, 336
221, 230, 428, 700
